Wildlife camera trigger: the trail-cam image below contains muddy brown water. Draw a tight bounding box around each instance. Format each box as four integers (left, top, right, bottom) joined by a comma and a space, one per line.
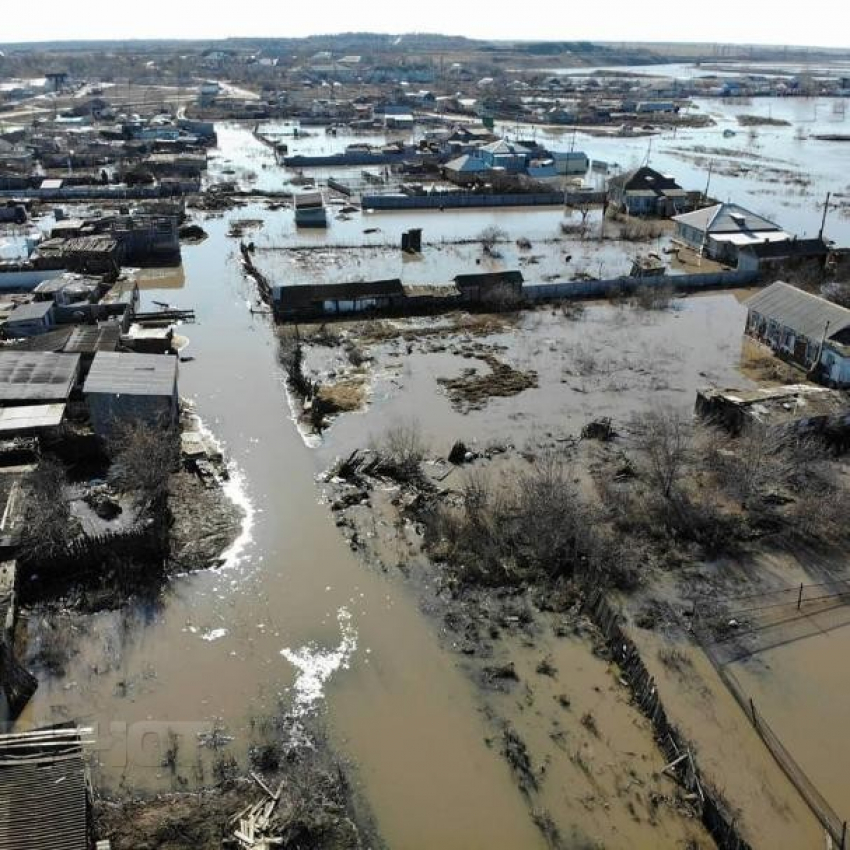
17, 207, 549, 849
16, 116, 842, 847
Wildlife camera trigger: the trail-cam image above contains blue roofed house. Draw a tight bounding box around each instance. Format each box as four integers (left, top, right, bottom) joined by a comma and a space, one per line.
478, 139, 531, 173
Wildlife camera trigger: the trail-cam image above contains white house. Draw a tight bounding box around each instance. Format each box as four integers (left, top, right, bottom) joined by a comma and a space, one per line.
745, 281, 850, 387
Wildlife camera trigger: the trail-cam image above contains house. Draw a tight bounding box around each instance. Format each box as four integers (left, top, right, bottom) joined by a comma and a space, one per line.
0, 726, 92, 846
442, 153, 490, 185
672, 203, 790, 262
275, 280, 406, 320
2, 301, 56, 338
745, 281, 850, 387
478, 139, 531, 173
0, 351, 80, 405
84, 351, 179, 438
607, 166, 693, 217
551, 151, 589, 176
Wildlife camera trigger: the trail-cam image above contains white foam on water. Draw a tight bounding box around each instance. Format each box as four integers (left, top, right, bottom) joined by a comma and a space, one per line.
280, 607, 357, 717
201, 628, 228, 642
191, 414, 256, 571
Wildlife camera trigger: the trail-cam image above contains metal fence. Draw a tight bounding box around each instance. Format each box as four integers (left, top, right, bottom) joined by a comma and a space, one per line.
693, 596, 849, 848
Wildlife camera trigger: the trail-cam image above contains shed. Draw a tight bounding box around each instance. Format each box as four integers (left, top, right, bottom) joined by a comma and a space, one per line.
0, 403, 65, 436
0, 351, 80, 405
83, 351, 179, 437
453, 271, 524, 304
275, 279, 406, 320
3, 301, 56, 338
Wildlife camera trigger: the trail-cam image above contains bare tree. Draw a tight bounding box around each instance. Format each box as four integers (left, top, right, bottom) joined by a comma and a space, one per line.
108, 419, 180, 512
632, 408, 692, 499
478, 225, 507, 254
379, 418, 426, 479
20, 458, 73, 561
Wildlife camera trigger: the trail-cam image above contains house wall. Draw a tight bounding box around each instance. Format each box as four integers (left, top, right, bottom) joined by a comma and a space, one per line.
675, 221, 704, 249
820, 345, 850, 386
87, 390, 178, 438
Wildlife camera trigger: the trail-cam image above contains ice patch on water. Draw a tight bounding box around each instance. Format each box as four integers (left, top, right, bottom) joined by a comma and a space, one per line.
202, 628, 228, 641
280, 608, 357, 717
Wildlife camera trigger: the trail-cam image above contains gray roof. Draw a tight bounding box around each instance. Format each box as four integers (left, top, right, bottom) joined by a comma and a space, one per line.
84, 351, 178, 397
746, 281, 850, 343
0, 403, 65, 432
0, 352, 80, 402
5, 301, 54, 323
444, 154, 489, 173
673, 202, 780, 235
480, 139, 530, 155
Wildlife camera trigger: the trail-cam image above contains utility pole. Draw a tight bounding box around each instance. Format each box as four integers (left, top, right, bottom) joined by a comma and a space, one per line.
818, 191, 831, 240
703, 160, 713, 204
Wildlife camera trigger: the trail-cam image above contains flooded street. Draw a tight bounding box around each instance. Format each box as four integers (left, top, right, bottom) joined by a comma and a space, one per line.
19, 206, 549, 849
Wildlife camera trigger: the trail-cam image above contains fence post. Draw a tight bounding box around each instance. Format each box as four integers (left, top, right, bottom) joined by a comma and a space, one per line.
797, 583, 804, 611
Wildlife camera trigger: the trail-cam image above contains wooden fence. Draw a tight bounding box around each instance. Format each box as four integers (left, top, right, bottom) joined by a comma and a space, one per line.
583, 590, 752, 850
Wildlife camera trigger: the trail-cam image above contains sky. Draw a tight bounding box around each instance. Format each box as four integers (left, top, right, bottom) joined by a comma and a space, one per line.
0, 0, 848, 49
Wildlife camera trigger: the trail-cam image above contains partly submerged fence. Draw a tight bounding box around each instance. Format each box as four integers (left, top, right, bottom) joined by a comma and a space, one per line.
362, 191, 590, 210
524, 269, 758, 301
693, 601, 848, 848
583, 590, 753, 850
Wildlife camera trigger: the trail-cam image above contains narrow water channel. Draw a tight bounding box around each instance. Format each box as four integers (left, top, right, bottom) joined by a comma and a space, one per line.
19, 202, 546, 849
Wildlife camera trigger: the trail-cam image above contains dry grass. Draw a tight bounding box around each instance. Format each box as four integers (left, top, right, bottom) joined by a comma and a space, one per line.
315, 378, 365, 415
438, 353, 538, 412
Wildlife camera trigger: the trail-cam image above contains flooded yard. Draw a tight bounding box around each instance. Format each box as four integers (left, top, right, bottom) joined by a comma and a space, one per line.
13, 103, 850, 849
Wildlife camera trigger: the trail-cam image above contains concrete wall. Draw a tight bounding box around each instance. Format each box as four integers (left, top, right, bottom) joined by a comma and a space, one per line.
523, 269, 757, 301
363, 192, 603, 210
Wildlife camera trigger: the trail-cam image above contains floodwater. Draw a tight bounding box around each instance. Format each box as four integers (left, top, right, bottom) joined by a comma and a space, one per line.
19, 203, 547, 849
306, 293, 756, 463
15, 102, 847, 846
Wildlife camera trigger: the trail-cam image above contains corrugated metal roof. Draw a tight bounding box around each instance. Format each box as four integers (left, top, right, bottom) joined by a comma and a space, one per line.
83, 351, 177, 397
0, 403, 65, 432
746, 281, 850, 342
673, 202, 780, 234
0, 352, 80, 402
0, 726, 90, 850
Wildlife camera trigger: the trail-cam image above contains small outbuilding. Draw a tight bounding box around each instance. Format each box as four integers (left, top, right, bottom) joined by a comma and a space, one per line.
83, 351, 179, 438
2, 300, 56, 338
275, 279, 406, 320
453, 271, 524, 305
